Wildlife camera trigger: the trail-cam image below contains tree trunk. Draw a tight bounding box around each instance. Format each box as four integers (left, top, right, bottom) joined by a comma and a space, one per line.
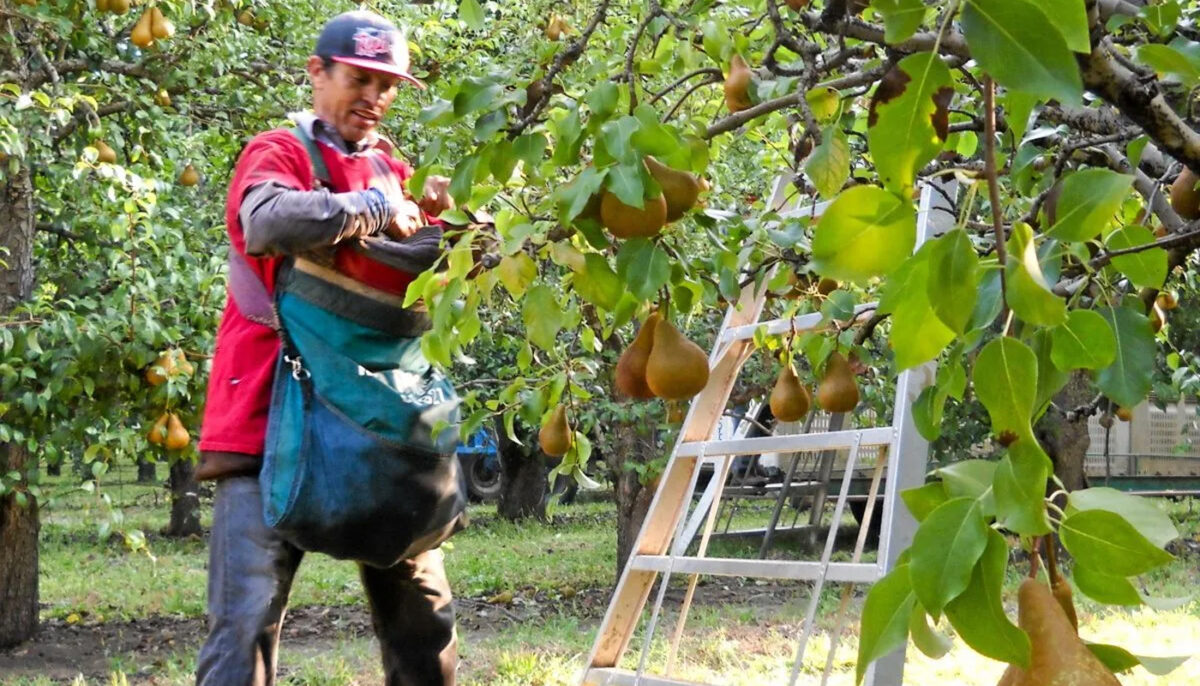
165, 460, 201, 537
0, 166, 39, 647
1037, 371, 1093, 496
136, 455, 157, 483
495, 418, 547, 522
610, 420, 657, 580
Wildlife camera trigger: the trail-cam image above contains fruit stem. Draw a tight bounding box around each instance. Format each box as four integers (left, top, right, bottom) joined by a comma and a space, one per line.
1028, 535, 1042, 579
982, 76, 1010, 327
1043, 535, 1061, 586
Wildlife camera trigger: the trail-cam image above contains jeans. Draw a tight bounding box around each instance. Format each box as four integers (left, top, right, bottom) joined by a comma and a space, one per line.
196, 477, 457, 685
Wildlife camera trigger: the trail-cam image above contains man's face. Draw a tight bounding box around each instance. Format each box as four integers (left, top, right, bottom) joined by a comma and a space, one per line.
308, 58, 401, 143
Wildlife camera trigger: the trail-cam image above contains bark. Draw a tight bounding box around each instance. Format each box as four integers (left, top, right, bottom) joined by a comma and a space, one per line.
1036, 371, 1094, 499
164, 460, 201, 537
609, 419, 657, 580
495, 418, 547, 522
0, 166, 38, 647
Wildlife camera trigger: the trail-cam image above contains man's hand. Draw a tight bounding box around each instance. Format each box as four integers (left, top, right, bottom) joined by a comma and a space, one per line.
384, 198, 423, 240
417, 175, 453, 217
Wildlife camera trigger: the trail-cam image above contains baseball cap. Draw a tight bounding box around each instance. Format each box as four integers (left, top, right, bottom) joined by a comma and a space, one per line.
314, 10, 425, 89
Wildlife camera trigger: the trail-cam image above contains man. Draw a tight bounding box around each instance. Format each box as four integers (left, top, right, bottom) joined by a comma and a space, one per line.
194, 10, 457, 685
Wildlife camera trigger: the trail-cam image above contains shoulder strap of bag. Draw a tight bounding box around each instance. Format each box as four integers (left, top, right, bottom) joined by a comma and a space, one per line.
226, 124, 330, 329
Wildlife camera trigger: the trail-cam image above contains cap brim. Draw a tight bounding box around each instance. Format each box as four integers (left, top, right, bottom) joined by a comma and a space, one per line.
331, 56, 426, 89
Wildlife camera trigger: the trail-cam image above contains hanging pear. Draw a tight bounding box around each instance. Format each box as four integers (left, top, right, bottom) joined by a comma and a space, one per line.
600, 191, 667, 239
615, 312, 661, 399
95, 140, 117, 164
724, 54, 754, 113
538, 405, 572, 457
996, 578, 1120, 686
96, 0, 112, 12
785, 0, 809, 8
154, 88, 172, 107
1051, 575, 1078, 632
147, 413, 169, 446
131, 9, 155, 47
1170, 167, 1200, 220
150, 6, 174, 39
816, 351, 859, 413
644, 156, 703, 222
769, 364, 810, 422
176, 350, 195, 376
178, 164, 200, 187
145, 350, 175, 385
165, 413, 190, 450
109, 0, 130, 14
645, 319, 710, 400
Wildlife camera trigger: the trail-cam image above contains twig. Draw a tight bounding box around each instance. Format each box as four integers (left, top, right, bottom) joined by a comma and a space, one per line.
983, 76, 1009, 322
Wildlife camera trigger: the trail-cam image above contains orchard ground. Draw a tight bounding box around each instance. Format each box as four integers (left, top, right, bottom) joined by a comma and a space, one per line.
1, 464, 1199, 685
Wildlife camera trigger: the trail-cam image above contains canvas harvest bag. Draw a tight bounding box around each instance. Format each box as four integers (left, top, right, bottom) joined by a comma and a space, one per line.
227, 126, 467, 568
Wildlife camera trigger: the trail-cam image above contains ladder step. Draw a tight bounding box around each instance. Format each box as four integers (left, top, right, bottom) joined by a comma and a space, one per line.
720, 481, 824, 497
720, 303, 878, 343
677, 426, 894, 458
629, 555, 883, 584
584, 667, 709, 686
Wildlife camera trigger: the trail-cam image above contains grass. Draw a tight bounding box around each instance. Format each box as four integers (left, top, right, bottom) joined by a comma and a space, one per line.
8, 463, 1200, 684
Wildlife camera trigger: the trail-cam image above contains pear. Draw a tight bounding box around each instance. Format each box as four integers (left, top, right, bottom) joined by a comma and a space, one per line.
816, 352, 859, 413
165, 413, 190, 450
1116, 406, 1132, 422
1151, 301, 1166, 333
1157, 291, 1178, 310
154, 88, 172, 107
109, 0, 130, 14
538, 405, 572, 457
131, 9, 155, 47
644, 156, 703, 222
96, 0, 111, 12
645, 319, 710, 400
150, 6, 174, 39
145, 351, 174, 386
816, 277, 839, 295
599, 190, 668, 239
1170, 167, 1200, 220
237, 9, 255, 25
615, 312, 660, 399
147, 413, 169, 446
997, 578, 1120, 686
178, 164, 199, 187
786, 0, 809, 8
546, 15, 569, 41
770, 364, 811, 422
724, 55, 754, 113
95, 140, 117, 164
1051, 576, 1078, 632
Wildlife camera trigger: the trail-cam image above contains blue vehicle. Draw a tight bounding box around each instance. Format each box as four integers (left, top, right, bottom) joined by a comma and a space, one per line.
457, 427, 501, 501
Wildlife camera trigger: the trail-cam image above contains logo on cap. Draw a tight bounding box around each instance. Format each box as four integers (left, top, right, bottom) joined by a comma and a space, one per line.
351, 27, 394, 59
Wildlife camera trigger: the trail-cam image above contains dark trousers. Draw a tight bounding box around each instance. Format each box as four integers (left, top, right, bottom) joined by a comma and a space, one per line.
196, 477, 457, 685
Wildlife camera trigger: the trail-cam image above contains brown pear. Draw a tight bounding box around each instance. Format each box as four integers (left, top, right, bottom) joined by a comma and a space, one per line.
1116, 406, 1132, 422
145, 351, 174, 386
998, 578, 1120, 686
599, 191, 668, 239
131, 10, 155, 47
645, 156, 702, 221
96, 0, 112, 12
816, 277, 839, 295
645, 319, 710, 400
237, 9, 255, 25
816, 352, 859, 413
770, 364, 811, 422
538, 405, 572, 457
147, 412, 169, 446
546, 15, 569, 41
1157, 291, 1179, 310
724, 55, 754, 113
154, 88, 172, 107
150, 6, 174, 39
1051, 576, 1078, 632
95, 140, 117, 164
1151, 301, 1166, 333
785, 0, 809, 9
615, 312, 661, 399
178, 164, 199, 186
1171, 167, 1200, 220
165, 413, 190, 450
176, 351, 195, 376
109, 0, 130, 14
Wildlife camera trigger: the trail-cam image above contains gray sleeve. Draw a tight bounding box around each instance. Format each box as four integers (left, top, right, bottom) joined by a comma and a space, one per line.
240, 182, 397, 256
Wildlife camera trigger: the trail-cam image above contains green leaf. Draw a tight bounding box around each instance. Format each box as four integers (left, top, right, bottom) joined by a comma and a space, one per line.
1140, 1, 1183, 38
1096, 306, 1155, 410
945, 528, 1030, 667
872, 0, 928, 44
458, 0, 485, 30
449, 153, 481, 205
1137, 42, 1200, 85
574, 254, 624, 311
559, 166, 608, 223
805, 127, 850, 199
497, 253, 537, 298
961, 0, 1082, 103
856, 563, 916, 684
909, 497, 990, 617
453, 77, 501, 117
902, 482, 949, 522
973, 337, 1037, 439
888, 255, 956, 369
1067, 487, 1179, 548
912, 385, 946, 441
812, 185, 917, 285
1051, 309, 1117, 371
1043, 0, 1091, 52
993, 441, 1052, 535
936, 459, 996, 502
1032, 329, 1068, 417
1087, 643, 1190, 677
1060, 509, 1175, 577
1006, 222, 1066, 327
867, 52, 954, 196
1047, 169, 1134, 242
806, 87, 841, 122
927, 229, 979, 334
1073, 564, 1142, 606
607, 162, 647, 208
522, 285, 564, 351
1107, 225, 1167, 289
601, 116, 643, 167
909, 603, 953, 659
586, 82, 620, 120
615, 239, 671, 301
